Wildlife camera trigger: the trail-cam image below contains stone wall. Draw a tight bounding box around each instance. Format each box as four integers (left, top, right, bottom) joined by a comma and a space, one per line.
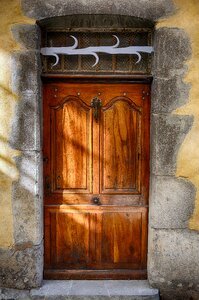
0, 21, 43, 289
0, 0, 199, 299
148, 26, 199, 299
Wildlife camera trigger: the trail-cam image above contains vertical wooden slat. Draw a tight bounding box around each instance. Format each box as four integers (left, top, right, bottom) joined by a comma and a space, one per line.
141, 208, 148, 269
92, 108, 100, 195
44, 208, 51, 268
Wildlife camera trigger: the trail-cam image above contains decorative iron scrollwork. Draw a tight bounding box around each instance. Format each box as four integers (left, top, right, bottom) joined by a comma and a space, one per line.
41, 35, 154, 67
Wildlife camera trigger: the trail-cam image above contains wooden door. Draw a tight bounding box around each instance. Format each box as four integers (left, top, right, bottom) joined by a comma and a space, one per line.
43, 81, 150, 279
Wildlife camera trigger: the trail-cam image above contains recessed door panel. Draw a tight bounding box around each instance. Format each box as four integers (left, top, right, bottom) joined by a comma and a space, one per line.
100, 211, 142, 265
51, 98, 92, 193
101, 98, 141, 194
46, 209, 90, 268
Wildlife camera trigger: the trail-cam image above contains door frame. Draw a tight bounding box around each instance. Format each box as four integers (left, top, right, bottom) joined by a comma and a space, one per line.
7, 8, 192, 290
42, 75, 151, 279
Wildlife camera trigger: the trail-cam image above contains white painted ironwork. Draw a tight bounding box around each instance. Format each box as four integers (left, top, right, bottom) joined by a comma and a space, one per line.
41, 35, 154, 67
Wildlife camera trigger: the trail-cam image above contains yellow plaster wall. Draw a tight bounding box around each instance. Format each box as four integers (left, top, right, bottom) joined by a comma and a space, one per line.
157, 0, 199, 231
0, 0, 33, 248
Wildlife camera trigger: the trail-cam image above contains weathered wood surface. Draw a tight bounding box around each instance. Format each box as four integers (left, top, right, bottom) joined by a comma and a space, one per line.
43, 82, 150, 279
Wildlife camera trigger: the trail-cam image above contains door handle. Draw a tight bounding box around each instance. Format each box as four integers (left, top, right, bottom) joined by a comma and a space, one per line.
92, 196, 100, 205
91, 97, 102, 122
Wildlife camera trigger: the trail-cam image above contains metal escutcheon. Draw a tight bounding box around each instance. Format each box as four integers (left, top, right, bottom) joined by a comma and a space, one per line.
91, 97, 102, 122
92, 196, 100, 205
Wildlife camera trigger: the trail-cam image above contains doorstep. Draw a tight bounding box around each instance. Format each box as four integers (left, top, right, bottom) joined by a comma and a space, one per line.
0, 280, 159, 300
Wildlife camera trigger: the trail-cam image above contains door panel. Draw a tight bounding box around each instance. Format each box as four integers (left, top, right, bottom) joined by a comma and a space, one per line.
101, 98, 141, 193
43, 81, 150, 279
52, 98, 92, 193
49, 210, 90, 267
44, 206, 147, 269
99, 209, 146, 266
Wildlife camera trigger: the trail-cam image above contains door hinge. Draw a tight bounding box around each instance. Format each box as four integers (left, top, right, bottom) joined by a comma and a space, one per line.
43, 156, 48, 163
45, 176, 51, 193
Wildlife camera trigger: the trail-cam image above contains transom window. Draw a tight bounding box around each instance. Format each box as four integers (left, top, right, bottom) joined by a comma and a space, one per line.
40, 15, 153, 75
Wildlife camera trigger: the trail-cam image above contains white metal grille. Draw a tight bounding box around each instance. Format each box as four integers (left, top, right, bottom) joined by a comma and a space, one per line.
41, 30, 153, 75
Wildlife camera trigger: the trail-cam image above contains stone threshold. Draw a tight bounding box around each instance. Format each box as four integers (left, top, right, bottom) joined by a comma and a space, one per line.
0, 280, 159, 300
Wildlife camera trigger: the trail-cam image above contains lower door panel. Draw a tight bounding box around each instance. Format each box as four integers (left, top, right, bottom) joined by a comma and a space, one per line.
44, 205, 148, 279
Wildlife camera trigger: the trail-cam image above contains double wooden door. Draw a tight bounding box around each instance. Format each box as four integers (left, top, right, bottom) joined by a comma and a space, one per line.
43, 81, 150, 279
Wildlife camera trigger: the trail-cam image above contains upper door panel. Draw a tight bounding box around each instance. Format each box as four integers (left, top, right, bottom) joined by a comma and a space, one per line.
51, 97, 92, 193
101, 97, 141, 194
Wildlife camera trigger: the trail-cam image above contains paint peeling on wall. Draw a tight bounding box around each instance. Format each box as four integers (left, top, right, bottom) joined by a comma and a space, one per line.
157, 0, 199, 231
0, 0, 34, 248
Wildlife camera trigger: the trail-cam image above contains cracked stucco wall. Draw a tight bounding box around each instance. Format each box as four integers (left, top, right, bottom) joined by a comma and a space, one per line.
0, 0, 33, 248
0, 0, 43, 289
156, 0, 199, 231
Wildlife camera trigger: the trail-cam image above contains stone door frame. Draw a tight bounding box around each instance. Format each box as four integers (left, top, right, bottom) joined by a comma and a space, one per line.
6, 0, 194, 291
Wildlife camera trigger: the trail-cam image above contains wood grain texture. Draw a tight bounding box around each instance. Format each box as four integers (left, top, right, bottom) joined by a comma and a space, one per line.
52, 98, 92, 192
44, 269, 147, 280
101, 98, 141, 193
43, 81, 150, 279
44, 206, 147, 270
51, 211, 90, 267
